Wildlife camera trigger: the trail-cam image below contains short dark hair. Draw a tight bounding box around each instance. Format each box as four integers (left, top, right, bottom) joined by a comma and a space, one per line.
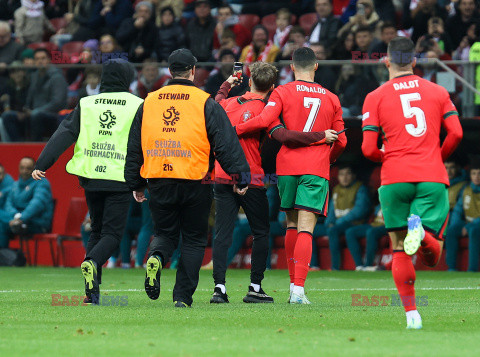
355, 25, 372, 35
470, 157, 480, 171
160, 6, 174, 16
218, 3, 233, 13
381, 21, 396, 32
250, 62, 278, 92
289, 25, 305, 37
33, 48, 51, 59
292, 47, 316, 70
170, 69, 191, 79
388, 36, 415, 67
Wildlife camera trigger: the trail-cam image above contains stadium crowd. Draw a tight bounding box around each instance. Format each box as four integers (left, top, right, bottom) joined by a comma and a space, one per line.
0, 0, 479, 271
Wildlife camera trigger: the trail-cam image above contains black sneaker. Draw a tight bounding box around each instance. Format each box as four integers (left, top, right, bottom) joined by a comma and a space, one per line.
81, 260, 100, 304
210, 287, 229, 304
174, 300, 191, 308
145, 255, 162, 300
243, 286, 274, 303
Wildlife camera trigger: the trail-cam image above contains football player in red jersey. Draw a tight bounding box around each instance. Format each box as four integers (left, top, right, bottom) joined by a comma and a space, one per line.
362, 37, 463, 329
235, 47, 347, 304
210, 62, 336, 304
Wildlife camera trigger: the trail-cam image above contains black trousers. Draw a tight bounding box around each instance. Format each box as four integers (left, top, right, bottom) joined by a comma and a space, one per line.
213, 184, 270, 286
147, 179, 212, 306
84, 190, 131, 283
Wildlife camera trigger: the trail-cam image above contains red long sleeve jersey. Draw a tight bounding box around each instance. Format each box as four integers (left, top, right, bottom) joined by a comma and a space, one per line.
215, 92, 267, 186
236, 80, 346, 180
362, 74, 463, 186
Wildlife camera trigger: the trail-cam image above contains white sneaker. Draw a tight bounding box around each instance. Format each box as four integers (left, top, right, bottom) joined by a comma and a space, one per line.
404, 214, 424, 255
406, 311, 423, 329
106, 259, 116, 268
355, 266, 365, 271
363, 266, 377, 272
289, 292, 311, 304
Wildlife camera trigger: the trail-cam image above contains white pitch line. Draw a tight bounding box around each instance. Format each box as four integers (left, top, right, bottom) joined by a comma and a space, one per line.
1, 287, 479, 294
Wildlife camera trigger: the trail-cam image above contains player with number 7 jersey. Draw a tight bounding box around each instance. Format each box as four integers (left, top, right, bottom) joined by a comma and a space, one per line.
235, 48, 347, 304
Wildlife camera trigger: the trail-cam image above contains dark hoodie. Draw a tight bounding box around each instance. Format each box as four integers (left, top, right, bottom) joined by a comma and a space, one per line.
35, 59, 138, 192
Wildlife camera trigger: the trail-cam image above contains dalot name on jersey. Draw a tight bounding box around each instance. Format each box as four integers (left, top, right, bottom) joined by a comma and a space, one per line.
296, 84, 326, 94
393, 79, 419, 91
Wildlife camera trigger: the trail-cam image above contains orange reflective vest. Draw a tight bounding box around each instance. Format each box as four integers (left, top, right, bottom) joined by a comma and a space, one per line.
140, 84, 211, 180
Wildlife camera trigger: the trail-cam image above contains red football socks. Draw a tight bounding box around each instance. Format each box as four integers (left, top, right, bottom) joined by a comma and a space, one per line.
293, 231, 313, 287
392, 251, 417, 312
285, 227, 297, 284
418, 231, 441, 267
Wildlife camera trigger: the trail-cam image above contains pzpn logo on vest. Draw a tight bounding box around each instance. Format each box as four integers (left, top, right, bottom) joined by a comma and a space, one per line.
99, 110, 116, 136
163, 106, 180, 132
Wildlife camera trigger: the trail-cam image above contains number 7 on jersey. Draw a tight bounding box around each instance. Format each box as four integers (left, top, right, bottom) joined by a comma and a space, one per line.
303, 97, 321, 132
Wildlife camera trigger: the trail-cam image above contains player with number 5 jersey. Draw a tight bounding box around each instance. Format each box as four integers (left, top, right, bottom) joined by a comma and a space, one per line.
235, 47, 347, 304
362, 37, 463, 329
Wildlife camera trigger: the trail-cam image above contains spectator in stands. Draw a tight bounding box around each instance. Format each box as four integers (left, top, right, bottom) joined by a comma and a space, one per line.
14, 0, 55, 45
213, 3, 250, 49
213, 29, 240, 60
352, 26, 374, 59
78, 66, 101, 99
90, 0, 133, 37
239, 25, 280, 67
116, 1, 157, 63
0, 61, 29, 141
345, 203, 387, 271
310, 42, 336, 93
331, 31, 355, 60
369, 21, 396, 58
0, 163, 14, 209
309, 0, 342, 49
447, 0, 478, 50
445, 157, 468, 214
81, 212, 91, 248
156, 6, 186, 62
20, 48, 35, 67
2, 48, 67, 141
64, 0, 97, 41
0, 21, 24, 70
402, 0, 448, 44
44, 0, 68, 19
0, 157, 53, 248
273, 8, 292, 49
151, 0, 184, 26
338, 0, 381, 40
335, 63, 377, 117
130, 59, 170, 99
322, 165, 371, 270
0, 0, 20, 21
185, 0, 216, 62
98, 34, 120, 55
205, 49, 248, 98
427, 16, 453, 55
453, 20, 477, 60
277, 26, 307, 85
446, 159, 480, 272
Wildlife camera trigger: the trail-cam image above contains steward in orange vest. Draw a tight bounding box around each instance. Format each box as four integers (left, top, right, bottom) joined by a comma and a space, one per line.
125, 49, 250, 307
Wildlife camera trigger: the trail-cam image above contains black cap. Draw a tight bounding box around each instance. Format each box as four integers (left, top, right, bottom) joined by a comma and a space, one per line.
168, 48, 197, 72
195, 0, 210, 6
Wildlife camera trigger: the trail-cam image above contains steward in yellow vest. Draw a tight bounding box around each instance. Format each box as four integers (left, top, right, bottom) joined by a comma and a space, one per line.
32, 59, 143, 303
125, 49, 250, 307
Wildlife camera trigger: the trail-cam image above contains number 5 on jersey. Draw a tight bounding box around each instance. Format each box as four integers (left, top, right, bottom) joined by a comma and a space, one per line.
303, 97, 321, 132
400, 93, 426, 137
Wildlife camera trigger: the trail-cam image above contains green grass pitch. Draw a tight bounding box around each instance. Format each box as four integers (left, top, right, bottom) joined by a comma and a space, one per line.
1, 268, 479, 356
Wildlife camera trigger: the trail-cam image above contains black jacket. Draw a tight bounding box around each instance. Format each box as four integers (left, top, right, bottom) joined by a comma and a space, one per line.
35, 59, 138, 192
309, 15, 342, 49
116, 17, 158, 63
124, 78, 250, 191
156, 21, 186, 62
185, 16, 216, 62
